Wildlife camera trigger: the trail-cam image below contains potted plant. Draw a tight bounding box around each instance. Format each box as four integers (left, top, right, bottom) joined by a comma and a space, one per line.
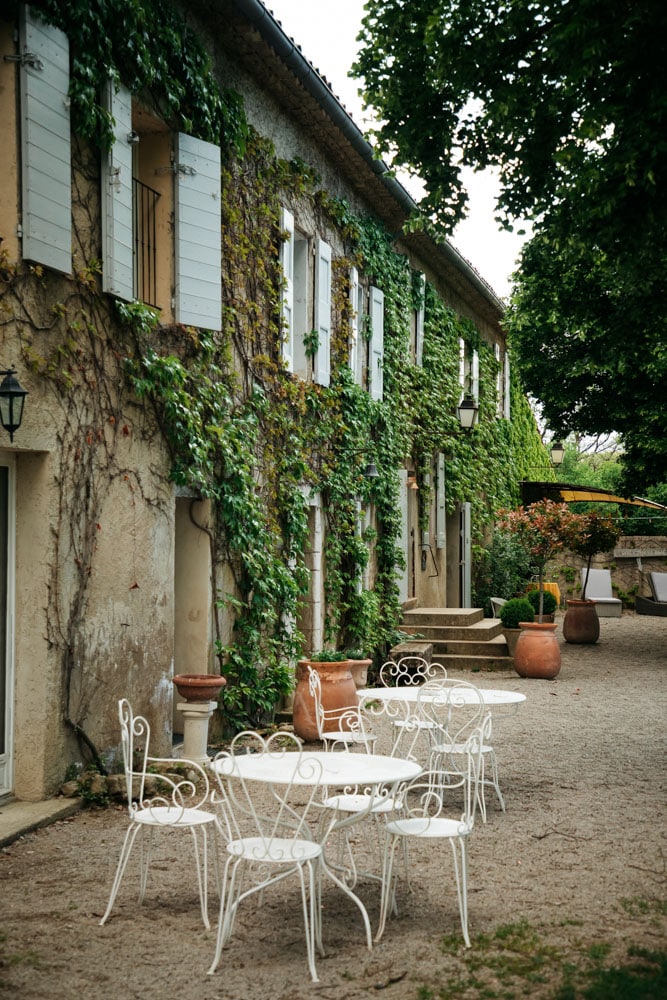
497, 500, 585, 678
563, 511, 622, 644
292, 649, 358, 742
500, 597, 535, 657
345, 649, 373, 689
526, 587, 558, 622
497, 500, 584, 621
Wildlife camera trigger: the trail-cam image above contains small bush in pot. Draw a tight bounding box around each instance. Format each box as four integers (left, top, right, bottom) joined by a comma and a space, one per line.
526, 588, 557, 617
499, 598, 535, 630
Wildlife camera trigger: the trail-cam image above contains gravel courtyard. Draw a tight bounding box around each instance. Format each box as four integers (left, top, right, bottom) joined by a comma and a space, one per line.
1, 612, 665, 999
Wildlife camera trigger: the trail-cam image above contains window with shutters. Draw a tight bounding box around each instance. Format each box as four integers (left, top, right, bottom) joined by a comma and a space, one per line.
279, 213, 332, 386
101, 84, 221, 330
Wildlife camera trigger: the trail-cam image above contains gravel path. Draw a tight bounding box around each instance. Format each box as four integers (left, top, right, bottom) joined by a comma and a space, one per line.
1, 612, 665, 999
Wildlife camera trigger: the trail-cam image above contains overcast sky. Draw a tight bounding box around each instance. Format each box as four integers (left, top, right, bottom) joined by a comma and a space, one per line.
266, 0, 529, 299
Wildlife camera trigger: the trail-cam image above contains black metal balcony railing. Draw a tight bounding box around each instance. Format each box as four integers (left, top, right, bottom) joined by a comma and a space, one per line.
132, 177, 160, 307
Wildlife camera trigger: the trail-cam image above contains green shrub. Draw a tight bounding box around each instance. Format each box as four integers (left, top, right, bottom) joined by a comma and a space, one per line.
500, 597, 535, 629
526, 588, 558, 615
307, 649, 348, 662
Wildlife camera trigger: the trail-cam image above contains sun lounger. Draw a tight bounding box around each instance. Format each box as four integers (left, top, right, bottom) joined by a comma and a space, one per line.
636, 571, 667, 617
581, 568, 622, 617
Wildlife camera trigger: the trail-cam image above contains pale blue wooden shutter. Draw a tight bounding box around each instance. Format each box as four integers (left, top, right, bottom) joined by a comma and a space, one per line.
471, 348, 480, 402
369, 285, 384, 400
415, 272, 425, 366
313, 239, 331, 387
101, 81, 133, 300
280, 207, 295, 371
174, 133, 221, 330
494, 343, 502, 416
436, 452, 446, 549
19, 6, 71, 274
503, 350, 511, 419
348, 266, 359, 378
458, 337, 466, 391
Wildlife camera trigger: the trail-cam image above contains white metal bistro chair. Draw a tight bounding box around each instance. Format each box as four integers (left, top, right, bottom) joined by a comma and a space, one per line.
417, 678, 504, 822
209, 731, 325, 983
100, 698, 220, 929
378, 656, 447, 759
375, 713, 490, 947
378, 655, 447, 687
307, 665, 378, 752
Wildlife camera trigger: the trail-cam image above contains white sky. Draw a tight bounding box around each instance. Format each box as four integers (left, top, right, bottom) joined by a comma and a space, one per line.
265, 0, 529, 299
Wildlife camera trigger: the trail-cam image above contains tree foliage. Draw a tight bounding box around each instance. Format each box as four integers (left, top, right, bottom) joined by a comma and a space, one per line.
355, 0, 667, 490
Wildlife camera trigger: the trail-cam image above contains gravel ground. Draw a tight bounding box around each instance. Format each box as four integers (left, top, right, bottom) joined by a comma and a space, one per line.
1, 611, 665, 999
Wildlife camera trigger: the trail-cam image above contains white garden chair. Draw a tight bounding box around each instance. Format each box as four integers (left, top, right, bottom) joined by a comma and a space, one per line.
308, 665, 377, 752
375, 712, 491, 946
417, 678, 504, 822
100, 698, 220, 929
378, 656, 447, 759
208, 731, 324, 983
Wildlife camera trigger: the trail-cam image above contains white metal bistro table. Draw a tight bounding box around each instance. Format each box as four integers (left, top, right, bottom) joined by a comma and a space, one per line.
211, 750, 421, 949
358, 686, 526, 712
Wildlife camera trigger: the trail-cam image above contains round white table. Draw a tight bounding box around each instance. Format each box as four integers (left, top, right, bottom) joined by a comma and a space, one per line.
212, 751, 421, 949
358, 686, 526, 710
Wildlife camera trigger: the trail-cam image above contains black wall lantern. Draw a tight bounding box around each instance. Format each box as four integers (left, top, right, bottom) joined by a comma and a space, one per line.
456, 394, 479, 430
0, 368, 28, 442
549, 440, 565, 467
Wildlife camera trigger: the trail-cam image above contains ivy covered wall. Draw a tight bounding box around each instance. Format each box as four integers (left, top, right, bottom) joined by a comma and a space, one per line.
2, 0, 547, 778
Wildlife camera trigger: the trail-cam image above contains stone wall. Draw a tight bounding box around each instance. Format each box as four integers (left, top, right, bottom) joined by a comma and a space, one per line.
549, 536, 667, 607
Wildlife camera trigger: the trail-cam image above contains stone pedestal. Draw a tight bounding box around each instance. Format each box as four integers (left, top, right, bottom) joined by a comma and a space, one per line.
176, 701, 216, 764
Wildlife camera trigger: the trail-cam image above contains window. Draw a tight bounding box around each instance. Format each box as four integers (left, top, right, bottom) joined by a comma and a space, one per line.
101, 81, 221, 330
18, 6, 71, 274
280, 211, 332, 386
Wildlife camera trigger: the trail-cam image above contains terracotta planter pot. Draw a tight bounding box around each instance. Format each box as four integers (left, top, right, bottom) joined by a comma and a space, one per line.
172, 673, 227, 702
513, 622, 561, 679
292, 660, 358, 742
348, 658, 372, 689
562, 599, 600, 644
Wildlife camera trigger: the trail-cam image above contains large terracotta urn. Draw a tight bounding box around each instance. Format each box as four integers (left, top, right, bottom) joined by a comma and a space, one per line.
292, 659, 358, 742
562, 599, 600, 644
513, 622, 561, 680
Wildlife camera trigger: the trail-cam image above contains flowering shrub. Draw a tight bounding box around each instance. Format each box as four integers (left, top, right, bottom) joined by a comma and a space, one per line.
571, 511, 621, 599
497, 500, 585, 619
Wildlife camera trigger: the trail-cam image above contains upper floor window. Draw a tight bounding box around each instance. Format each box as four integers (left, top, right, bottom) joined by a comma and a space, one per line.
280, 210, 331, 387
495, 342, 511, 419
410, 272, 425, 366
101, 82, 222, 329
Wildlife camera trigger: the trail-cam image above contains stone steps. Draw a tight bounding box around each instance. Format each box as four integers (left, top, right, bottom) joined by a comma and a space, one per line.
399, 607, 514, 673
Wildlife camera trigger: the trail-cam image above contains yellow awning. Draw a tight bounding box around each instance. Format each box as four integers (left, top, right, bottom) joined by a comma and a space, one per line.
520, 482, 667, 510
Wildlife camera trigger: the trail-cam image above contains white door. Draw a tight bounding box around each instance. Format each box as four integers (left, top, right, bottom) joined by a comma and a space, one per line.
0, 454, 16, 797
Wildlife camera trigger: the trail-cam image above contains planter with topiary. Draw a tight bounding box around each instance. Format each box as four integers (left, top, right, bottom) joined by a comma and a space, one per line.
499, 598, 535, 657
563, 511, 622, 644
526, 587, 558, 622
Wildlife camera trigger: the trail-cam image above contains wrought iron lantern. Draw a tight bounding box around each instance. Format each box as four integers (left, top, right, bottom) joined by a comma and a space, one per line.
456, 395, 479, 430
0, 368, 28, 442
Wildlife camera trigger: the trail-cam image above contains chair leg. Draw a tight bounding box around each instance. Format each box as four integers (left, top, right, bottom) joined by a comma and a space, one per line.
188, 825, 211, 930
99, 822, 142, 925
296, 862, 320, 983
449, 836, 471, 948
375, 835, 401, 943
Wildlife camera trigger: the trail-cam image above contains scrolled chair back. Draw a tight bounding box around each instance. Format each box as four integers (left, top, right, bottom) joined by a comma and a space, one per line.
378, 655, 447, 687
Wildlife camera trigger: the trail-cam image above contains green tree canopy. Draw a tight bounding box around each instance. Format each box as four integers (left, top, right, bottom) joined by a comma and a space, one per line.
354, 0, 667, 491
